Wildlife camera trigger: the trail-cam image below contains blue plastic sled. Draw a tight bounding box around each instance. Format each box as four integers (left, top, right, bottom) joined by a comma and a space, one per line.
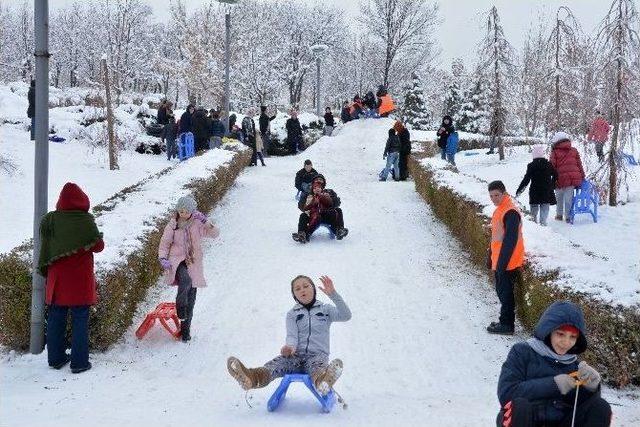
178, 132, 195, 161
621, 152, 638, 166
569, 180, 598, 224
48, 135, 66, 143
267, 374, 336, 413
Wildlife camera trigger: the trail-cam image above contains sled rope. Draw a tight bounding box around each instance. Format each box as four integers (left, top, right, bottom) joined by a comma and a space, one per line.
332, 387, 348, 410
244, 390, 253, 409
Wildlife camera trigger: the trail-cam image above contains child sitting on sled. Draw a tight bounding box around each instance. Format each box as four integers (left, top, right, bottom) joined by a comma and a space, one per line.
227, 275, 351, 396
497, 301, 611, 427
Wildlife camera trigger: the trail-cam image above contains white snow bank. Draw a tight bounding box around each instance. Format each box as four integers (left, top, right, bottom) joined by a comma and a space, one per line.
420, 145, 640, 308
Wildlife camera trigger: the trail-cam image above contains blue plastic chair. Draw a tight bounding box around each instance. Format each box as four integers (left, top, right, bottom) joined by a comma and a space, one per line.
267, 374, 336, 413
178, 132, 195, 160
569, 180, 598, 224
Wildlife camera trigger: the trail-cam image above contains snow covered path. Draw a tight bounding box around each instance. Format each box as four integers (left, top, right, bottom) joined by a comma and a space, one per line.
1, 119, 637, 426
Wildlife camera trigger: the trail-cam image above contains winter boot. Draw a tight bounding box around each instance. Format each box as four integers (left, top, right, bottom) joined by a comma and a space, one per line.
71, 362, 92, 374
180, 322, 191, 342
335, 228, 349, 240
311, 359, 343, 396
227, 357, 272, 390
292, 231, 307, 243
486, 323, 514, 335
555, 215, 563, 221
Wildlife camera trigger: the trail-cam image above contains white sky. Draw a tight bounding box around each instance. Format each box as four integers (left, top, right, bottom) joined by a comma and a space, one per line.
47, 0, 617, 70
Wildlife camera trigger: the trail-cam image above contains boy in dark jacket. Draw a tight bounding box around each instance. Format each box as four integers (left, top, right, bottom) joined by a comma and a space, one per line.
209, 110, 226, 149
516, 145, 557, 226
292, 174, 348, 243
162, 111, 178, 160
497, 301, 610, 427
286, 110, 303, 154
295, 159, 318, 195
324, 107, 335, 136
436, 115, 455, 160
380, 128, 401, 181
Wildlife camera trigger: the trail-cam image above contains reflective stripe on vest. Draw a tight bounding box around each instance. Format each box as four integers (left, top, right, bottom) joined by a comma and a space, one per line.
379, 94, 395, 115
490, 195, 525, 271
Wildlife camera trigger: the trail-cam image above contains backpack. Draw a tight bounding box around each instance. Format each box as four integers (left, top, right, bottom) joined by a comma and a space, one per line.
325, 189, 341, 208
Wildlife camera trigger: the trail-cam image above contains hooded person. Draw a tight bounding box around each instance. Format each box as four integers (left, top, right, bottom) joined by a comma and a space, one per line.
227, 275, 351, 396
158, 195, 220, 341
515, 145, 557, 226
39, 182, 105, 374
497, 301, 610, 427
436, 115, 455, 160
179, 104, 195, 134
292, 174, 348, 242
394, 121, 412, 180
549, 132, 585, 222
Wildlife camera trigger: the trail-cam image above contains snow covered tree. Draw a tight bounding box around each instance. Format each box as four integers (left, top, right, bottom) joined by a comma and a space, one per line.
456, 73, 491, 133
443, 59, 466, 121
402, 73, 430, 129
595, 0, 640, 205
359, 0, 439, 92
477, 6, 515, 159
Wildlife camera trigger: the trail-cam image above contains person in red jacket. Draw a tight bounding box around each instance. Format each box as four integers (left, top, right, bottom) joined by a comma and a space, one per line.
549, 132, 585, 223
586, 111, 610, 162
38, 182, 104, 373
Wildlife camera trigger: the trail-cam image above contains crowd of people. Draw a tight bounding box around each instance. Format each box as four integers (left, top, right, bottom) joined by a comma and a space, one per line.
34, 87, 614, 426
341, 85, 396, 122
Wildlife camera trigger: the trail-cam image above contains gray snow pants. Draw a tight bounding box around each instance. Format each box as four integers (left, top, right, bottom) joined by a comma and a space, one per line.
264, 353, 328, 381
554, 187, 575, 219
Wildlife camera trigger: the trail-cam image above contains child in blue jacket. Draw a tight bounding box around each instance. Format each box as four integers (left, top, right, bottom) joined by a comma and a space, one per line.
497, 301, 611, 426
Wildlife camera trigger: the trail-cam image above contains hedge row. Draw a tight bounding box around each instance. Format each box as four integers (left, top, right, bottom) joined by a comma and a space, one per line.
408, 144, 639, 387
412, 135, 544, 152
0, 148, 251, 351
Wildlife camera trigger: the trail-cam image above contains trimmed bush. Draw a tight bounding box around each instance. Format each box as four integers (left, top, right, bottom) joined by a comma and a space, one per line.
409, 145, 640, 387
0, 149, 251, 351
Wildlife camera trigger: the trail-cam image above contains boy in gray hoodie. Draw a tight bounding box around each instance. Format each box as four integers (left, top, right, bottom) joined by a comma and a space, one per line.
227, 275, 351, 396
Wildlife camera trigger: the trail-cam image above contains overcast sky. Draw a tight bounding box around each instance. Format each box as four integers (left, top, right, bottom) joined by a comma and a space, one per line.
48, 0, 616, 70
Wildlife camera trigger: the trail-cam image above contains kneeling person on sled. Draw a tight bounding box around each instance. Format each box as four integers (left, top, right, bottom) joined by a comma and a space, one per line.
292, 174, 348, 243
228, 275, 351, 396
497, 301, 611, 427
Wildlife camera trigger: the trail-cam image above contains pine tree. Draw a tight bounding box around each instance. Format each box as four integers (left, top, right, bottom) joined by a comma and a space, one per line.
456, 74, 490, 133
402, 72, 431, 130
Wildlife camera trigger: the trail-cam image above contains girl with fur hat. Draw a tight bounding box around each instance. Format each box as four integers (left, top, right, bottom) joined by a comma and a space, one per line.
158, 196, 220, 341
227, 275, 351, 396
497, 301, 611, 426
515, 145, 557, 226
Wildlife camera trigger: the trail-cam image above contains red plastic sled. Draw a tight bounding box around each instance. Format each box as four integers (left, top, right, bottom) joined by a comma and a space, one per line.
135, 302, 181, 340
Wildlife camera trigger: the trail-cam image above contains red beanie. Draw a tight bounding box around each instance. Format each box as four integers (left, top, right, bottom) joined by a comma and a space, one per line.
558, 324, 580, 335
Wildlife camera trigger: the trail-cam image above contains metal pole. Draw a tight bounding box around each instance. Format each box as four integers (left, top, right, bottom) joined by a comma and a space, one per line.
316, 56, 321, 117
30, 0, 50, 354
224, 12, 231, 132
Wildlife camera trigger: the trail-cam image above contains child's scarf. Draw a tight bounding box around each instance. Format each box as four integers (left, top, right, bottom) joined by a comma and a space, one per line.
527, 338, 577, 364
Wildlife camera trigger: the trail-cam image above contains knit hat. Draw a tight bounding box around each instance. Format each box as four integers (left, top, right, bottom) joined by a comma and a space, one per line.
550, 131, 571, 145
532, 145, 545, 159
558, 324, 580, 336
175, 196, 197, 213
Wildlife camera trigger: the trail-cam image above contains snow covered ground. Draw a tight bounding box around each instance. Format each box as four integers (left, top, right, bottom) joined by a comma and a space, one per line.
419, 146, 640, 309
1, 118, 638, 426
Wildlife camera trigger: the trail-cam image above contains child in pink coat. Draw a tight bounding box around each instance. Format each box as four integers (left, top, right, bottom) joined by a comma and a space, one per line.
158, 196, 219, 341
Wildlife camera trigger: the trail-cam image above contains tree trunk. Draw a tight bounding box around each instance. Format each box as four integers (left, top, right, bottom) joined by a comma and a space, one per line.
102, 58, 118, 170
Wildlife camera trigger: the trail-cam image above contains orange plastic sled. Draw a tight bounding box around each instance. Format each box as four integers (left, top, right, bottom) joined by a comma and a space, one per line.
135, 302, 181, 340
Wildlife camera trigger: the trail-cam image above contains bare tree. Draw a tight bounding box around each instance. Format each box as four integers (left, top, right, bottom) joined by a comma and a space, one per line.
359, 0, 439, 91
477, 6, 515, 160
596, 0, 640, 205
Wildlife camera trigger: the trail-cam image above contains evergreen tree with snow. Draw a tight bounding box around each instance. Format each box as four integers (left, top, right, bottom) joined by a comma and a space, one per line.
402, 72, 431, 130
456, 75, 491, 133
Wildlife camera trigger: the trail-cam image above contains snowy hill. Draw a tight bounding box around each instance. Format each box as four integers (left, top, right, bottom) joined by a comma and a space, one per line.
1, 118, 638, 426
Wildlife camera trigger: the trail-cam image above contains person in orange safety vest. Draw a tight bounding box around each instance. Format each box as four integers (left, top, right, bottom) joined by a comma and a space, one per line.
486, 180, 524, 335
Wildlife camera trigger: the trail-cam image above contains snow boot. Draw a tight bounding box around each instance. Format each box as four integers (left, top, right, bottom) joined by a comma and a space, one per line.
555, 215, 563, 221
292, 231, 307, 243
49, 354, 70, 370
311, 359, 343, 396
227, 357, 272, 390
336, 228, 349, 240
71, 362, 92, 374
486, 323, 514, 335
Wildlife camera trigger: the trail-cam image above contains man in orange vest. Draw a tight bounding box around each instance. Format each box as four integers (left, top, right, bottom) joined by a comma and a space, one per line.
376, 85, 395, 117
486, 180, 525, 335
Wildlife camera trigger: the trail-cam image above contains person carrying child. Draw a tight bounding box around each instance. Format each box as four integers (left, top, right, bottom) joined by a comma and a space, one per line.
497, 301, 611, 427
39, 182, 104, 374
227, 275, 351, 396
158, 196, 220, 341
515, 145, 557, 226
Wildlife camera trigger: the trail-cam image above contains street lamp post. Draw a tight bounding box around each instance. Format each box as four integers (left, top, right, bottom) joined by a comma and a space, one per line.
30, 0, 50, 354
310, 44, 328, 117
219, 0, 238, 132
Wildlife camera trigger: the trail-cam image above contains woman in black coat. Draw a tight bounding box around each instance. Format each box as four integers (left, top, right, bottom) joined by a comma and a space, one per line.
516, 145, 557, 226
394, 121, 411, 181
436, 115, 454, 160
